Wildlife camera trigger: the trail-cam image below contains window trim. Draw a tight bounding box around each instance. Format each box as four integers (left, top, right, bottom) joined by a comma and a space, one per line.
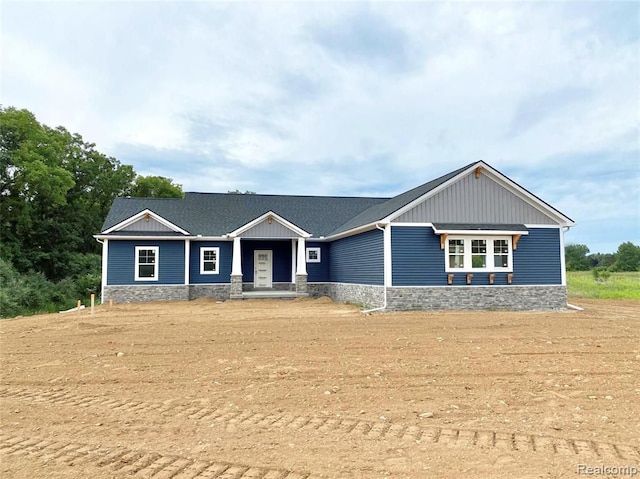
135, 246, 159, 281
306, 247, 321, 263
200, 246, 220, 275
444, 236, 513, 273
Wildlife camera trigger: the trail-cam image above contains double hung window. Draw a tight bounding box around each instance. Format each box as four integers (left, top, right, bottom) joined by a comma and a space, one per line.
135, 246, 159, 281
201, 247, 220, 274
445, 236, 512, 272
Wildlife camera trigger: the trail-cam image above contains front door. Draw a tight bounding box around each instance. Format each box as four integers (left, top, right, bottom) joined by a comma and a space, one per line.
254, 250, 273, 288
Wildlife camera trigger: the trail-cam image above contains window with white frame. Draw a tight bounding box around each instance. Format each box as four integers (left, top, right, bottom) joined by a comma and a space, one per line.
445, 236, 512, 272
135, 246, 159, 281
306, 247, 321, 263
200, 247, 220, 274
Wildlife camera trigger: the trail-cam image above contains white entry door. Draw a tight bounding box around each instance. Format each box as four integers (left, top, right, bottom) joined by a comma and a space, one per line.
254, 250, 273, 288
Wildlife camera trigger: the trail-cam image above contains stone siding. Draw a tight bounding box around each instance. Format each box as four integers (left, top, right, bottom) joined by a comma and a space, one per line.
103, 285, 189, 303
386, 285, 567, 311
104, 283, 566, 310
295, 274, 308, 296
307, 283, 384, 309
188, 284, 231, 301
308, 283, 566, 311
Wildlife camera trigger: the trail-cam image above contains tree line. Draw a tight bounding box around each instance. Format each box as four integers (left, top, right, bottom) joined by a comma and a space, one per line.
565, 242, 640, 273
0, 106, 183, 317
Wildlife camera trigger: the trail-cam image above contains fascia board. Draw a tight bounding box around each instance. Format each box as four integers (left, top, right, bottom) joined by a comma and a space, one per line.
431, 227, 530, 236
324, 222, 384, 241
101, 209, 190, 235
228, 210, 312, 238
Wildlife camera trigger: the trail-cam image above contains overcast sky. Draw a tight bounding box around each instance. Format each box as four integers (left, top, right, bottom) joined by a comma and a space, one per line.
2, 1, 638, 253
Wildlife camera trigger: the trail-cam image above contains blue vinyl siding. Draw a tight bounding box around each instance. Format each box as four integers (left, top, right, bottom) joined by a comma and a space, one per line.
306, 242, 330, 282
391, 226, 562, 286
330, 229, 383, 285
391, 227, 444, 286
189, 241, 232, 283
512, 228, 562, 285
107, 240, 185, 285
241, 240, 292, 283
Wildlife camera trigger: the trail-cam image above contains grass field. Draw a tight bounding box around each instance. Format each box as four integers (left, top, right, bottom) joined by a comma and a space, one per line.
567, 271, 640, 299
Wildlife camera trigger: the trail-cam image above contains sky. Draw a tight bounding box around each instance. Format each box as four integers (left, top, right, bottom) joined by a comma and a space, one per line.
2, 1, 639, 254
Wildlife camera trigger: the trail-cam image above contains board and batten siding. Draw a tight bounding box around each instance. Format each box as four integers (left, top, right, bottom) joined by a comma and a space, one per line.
394, 173, 557, 225
189, 241, 233, 284
391, 226, 562, 286
239, 219, 300, 238
306, 242, 330, 282
330, 229, 383, 285
106, 240, 185, 285
120, 217, 175, 232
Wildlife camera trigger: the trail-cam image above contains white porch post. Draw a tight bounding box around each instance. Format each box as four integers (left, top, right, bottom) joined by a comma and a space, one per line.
296, 237, 307, 275
295, 237, 308, 296
230, 236, 243, 299
291, 239, 297, 284
232, 236, 242, 276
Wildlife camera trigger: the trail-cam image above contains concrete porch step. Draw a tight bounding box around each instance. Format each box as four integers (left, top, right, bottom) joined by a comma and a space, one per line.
240, 291, 308, 299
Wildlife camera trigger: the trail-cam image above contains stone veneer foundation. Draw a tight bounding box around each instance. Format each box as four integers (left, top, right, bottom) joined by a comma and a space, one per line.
308, 283, 567, 311
104, 283, 566, 311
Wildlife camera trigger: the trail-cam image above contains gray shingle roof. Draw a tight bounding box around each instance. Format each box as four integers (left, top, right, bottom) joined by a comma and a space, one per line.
330, 163, 472, 234
100, 162, 493, 238
101, 193, 391, 237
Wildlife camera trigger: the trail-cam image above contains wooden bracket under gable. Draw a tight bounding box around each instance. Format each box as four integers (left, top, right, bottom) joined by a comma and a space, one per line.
474, 166, 483, 179
440, 233, 448, 250
512, 234, 521, 250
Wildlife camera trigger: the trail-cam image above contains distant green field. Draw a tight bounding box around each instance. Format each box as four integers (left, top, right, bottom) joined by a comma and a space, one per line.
567, 271, 640, 299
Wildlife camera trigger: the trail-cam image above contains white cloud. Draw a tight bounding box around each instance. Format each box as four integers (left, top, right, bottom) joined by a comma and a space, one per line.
1, 1, 638, 252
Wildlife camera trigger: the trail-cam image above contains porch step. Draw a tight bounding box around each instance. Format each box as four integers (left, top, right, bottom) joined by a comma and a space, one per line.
240, 291, 308, 299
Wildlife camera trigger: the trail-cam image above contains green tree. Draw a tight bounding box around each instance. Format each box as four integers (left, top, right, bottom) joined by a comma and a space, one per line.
565, 244, 590, 271
1, 107, 136, 279
131, 175, 183, 198
611, 242, 640, 272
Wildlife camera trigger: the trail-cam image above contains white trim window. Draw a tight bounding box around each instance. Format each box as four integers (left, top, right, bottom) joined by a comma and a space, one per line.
445, 236, 513, 272
200, 247, 220, 274
135, 246, 159, 281
306, 247, 321, 263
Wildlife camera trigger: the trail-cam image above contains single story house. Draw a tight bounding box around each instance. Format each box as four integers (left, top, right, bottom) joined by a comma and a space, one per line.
95, 161, 574, 310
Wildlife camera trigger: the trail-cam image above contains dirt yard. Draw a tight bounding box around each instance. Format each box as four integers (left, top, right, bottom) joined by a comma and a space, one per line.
1, 297, 639, 479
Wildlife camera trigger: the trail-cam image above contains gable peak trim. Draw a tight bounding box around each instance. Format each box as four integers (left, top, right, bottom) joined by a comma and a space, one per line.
228, 210, 312, 238
102, 208, 190, 235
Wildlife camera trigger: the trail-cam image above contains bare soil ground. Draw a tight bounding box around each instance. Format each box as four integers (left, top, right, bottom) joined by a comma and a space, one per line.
1, 297, 639, 479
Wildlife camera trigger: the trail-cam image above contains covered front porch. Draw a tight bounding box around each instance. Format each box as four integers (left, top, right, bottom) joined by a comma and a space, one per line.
227, 211, 311, 299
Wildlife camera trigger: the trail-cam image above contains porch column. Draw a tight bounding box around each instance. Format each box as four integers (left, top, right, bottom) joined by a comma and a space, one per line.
230, 236, 243, 299
295, 237, 308, 296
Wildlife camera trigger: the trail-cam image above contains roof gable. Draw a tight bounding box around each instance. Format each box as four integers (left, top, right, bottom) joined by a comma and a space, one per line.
230, 211, 311, 238
102, 208, 190, 235
388, 162, 574, 226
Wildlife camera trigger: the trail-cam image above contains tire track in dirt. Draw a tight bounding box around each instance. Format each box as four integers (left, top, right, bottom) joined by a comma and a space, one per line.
0, 434, 314, 479
2, 386, 639, 462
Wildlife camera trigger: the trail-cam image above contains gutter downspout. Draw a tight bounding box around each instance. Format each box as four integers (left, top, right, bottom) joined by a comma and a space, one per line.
362, 223, 388, 314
